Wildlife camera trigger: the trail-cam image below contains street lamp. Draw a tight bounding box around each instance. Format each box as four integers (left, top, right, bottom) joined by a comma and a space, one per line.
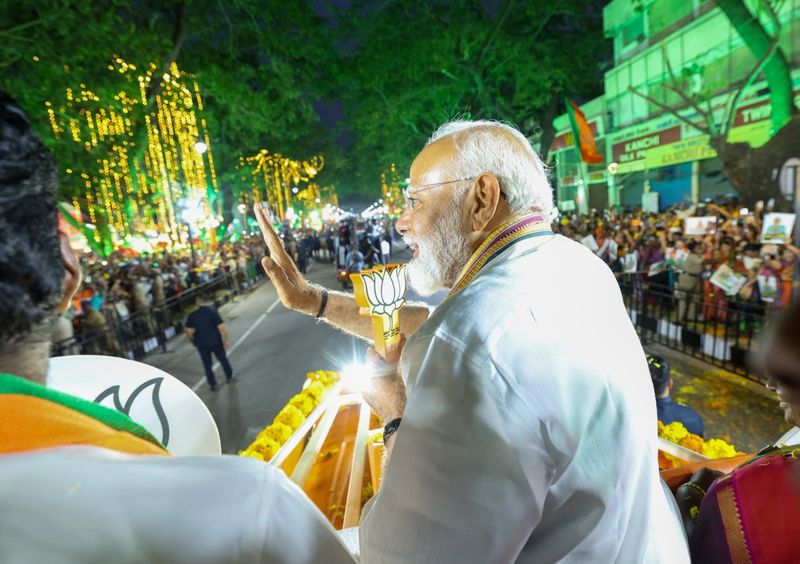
194, 139, 208, 154
177, 197, 203, 265
237, 203, 249, 235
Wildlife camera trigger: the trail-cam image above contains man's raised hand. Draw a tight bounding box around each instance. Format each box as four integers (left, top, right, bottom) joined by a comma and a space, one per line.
254, 203, 320, 315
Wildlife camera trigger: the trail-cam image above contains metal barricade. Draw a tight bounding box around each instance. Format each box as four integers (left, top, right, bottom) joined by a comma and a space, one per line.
618, 273, 767, 382
52, 266, 266, 361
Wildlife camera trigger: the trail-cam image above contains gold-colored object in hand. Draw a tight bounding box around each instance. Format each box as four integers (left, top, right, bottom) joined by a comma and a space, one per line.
350, 264, 408, 359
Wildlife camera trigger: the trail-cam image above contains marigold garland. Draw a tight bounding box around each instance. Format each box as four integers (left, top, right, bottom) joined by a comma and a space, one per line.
240, 370, 339, 462
657, 421, 743, 469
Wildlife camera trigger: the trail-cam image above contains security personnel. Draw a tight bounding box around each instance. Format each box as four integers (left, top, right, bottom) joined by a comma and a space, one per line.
185, 295, 234, 391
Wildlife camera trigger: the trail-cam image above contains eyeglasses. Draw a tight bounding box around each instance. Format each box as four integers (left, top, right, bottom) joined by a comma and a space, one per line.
402, 177, 477, 210
402, 175, 506, 210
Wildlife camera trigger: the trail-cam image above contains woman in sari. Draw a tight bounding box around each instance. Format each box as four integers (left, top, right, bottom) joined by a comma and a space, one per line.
689, 300, 800, 563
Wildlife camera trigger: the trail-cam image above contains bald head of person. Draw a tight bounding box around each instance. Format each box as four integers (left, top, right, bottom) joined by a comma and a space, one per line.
395, 120, 552, 295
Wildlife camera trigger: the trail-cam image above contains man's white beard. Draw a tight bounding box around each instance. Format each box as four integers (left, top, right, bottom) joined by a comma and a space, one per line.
404, 198, 471, 296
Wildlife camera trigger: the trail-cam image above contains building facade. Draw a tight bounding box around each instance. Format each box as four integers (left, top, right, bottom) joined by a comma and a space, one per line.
552, 0, 800, 212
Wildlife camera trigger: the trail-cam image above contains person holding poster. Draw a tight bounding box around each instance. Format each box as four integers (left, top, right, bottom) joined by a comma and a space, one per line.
257, 120, 687, 563
710, 264, 748, 297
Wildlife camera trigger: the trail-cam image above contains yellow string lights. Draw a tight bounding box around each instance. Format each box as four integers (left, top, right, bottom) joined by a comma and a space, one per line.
380, 163, 404, 217
238, 150, 326, 222
45, 56, 218, 249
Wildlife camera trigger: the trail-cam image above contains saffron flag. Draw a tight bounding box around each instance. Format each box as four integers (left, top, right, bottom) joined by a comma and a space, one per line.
566, 99, 603, 163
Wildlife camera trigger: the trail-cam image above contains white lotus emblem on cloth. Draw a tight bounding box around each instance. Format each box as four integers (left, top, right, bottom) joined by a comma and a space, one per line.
362, 265, 407, 317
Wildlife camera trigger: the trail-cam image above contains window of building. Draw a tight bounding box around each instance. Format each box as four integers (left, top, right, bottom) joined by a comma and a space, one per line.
621, 12, 646, 49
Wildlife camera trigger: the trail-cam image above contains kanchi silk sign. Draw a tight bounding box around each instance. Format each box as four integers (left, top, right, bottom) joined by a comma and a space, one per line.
611, 126, 680, 166
646, 134, 718, 168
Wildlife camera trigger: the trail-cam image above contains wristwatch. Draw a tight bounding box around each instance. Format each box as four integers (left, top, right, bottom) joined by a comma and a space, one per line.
383, 417, 402, 443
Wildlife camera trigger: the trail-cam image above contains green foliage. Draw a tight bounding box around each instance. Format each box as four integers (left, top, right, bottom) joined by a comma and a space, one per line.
0, 0, 611, 203
327, 0, 610, 189
0, 0, 337, 208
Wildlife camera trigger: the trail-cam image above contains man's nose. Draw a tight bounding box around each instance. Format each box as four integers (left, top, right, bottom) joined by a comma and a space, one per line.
395, 209, 410, 236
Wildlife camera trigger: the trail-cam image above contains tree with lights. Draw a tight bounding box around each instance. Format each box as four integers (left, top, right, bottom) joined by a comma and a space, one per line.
1, 0, 338, 250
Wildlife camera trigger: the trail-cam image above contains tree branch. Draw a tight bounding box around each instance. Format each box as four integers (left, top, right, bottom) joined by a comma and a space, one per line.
721, 29, 780, 137
627, 86, 712, 136
761, 0, 781, 32
661, 43, 717, 135
0, 54, 22, 68
217, 0, 235, 53
524, 12, 554, 44
0, 10, 63, 37
476, 0, 515, 68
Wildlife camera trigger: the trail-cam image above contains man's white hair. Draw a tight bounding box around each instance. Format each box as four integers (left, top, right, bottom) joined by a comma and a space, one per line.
427, 120, 553, 218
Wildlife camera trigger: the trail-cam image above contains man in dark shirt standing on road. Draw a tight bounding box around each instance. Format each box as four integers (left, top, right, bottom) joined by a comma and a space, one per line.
648, 354, 704, 436
185, 295, 234, 392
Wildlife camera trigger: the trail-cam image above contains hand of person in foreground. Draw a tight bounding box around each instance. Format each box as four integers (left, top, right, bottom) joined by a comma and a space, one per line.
362, 337, 407, 422
254, 203, 320, 315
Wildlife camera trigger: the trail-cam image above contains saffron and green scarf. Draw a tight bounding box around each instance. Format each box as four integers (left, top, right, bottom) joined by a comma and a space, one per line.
0, 373, 168, 456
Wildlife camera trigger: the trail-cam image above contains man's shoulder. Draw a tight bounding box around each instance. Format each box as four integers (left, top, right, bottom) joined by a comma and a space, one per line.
660, 400, 703, 429
431, 235, 616, 332
0, 448, 355, 563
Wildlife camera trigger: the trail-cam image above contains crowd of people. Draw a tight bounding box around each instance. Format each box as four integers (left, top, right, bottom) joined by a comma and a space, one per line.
52, 238, 268, 357
53, 215, 399, 358
3, 91, 800, 562
555, 199, 800, 327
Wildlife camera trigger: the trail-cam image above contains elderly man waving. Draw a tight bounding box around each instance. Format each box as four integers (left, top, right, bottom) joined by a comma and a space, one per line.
255, 120, 688, 563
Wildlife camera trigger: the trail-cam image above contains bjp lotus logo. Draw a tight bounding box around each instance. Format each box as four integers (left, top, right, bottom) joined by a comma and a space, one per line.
351, 264, 408, 358
362, 266, 407, 317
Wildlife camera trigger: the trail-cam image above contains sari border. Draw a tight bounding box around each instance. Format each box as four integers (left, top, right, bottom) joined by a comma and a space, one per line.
716, 477, 753, 564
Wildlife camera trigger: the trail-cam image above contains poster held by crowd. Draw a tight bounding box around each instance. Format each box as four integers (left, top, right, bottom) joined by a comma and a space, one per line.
709, 264, 747, 296
684, 217, 717, 236
761, 213, 796, 244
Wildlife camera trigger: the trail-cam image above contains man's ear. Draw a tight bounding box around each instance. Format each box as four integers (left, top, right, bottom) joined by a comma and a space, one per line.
467, 173, 503, 232
58, 233, 82, 314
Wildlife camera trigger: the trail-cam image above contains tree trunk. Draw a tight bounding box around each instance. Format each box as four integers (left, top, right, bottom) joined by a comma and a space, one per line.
711, 115, 799, 209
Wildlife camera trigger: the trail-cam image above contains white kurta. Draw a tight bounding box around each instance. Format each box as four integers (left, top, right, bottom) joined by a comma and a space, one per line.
0, 446, 356, 564
360, 234, 689, 563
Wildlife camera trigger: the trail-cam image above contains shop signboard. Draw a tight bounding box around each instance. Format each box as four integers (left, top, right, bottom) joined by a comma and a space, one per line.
606, 85, 800, 173
645, 134, 717, 168
610, 125, 680, 173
